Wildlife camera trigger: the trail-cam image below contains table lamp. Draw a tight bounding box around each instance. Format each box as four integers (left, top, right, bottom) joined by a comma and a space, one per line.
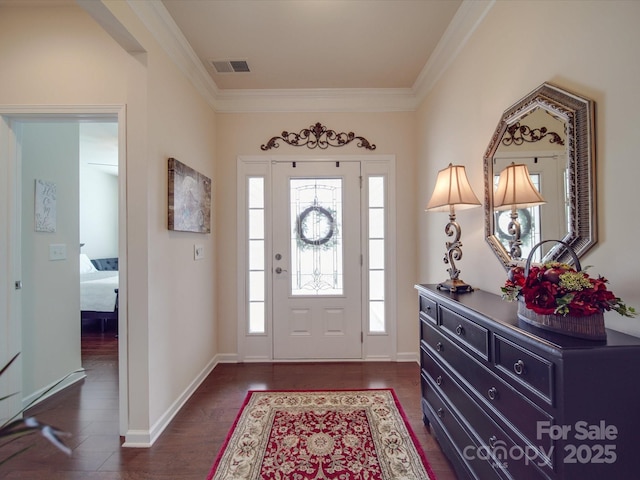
426, 163, 481, 293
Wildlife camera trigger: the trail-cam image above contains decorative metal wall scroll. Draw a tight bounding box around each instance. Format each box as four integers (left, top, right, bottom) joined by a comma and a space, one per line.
260, 122, 376, 151
501, 122, 565, 147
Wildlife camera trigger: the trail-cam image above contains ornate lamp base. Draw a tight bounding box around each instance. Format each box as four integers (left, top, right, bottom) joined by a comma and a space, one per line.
435, 210, 475, 294
437, 278, 474, 293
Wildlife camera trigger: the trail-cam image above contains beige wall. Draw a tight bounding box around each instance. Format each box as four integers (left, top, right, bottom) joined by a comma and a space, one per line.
216, 112, 419, 356
417, 0, 640, 337
0, 2, 218, 442
144, 26, 218, 426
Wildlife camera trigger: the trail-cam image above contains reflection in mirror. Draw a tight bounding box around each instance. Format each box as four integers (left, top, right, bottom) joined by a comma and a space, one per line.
483, 83, 596, 269
493, 162, 547, 260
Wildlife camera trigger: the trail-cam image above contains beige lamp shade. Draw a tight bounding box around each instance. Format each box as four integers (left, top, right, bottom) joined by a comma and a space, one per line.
493, 162, 545, 211
426, 163, 481, 212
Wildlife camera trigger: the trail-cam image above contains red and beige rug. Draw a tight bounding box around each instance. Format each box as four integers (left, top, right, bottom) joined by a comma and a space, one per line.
207, 389, 435, 480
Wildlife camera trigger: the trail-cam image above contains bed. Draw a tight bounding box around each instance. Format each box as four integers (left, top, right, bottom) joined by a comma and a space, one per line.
80, 254, 119, 331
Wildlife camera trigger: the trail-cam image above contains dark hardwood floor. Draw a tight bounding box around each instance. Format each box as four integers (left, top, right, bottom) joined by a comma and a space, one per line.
0, 322, 457, 479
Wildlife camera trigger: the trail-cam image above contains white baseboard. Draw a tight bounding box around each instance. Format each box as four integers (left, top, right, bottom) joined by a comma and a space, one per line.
215, 353, 239, 363
363, 355, 392, 362
234, 354, 418, 363
123, 356, 217, 448
121, 430, 152, 448
22, 369, 86, 411
396, 351, 419, 363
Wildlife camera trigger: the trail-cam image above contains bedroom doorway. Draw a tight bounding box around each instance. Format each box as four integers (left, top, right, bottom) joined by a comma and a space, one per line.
0, 108, 128, 437
79, 122, 120, 336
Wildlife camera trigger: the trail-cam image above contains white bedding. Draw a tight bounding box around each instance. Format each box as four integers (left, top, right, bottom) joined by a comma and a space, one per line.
80, 271, 119, 312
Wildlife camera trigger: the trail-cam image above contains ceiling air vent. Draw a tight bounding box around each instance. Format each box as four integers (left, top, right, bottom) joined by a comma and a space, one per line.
211, 60, 250, 73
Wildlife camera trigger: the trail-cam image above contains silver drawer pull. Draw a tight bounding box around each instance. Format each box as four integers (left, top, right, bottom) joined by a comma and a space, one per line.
436, 342, 443, 352
436, 375, 443, 386
488, 387, 498, 400
514, 359, 525, 375
455, 324, 464, 335
437, 408, 445, 418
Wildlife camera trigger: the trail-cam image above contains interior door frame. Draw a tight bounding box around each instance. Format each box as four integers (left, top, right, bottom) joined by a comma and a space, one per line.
0, 105, 128, 436
236, 154, 397, 363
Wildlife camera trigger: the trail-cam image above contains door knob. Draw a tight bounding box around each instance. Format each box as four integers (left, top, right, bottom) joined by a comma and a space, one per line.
275, 267, 287, 274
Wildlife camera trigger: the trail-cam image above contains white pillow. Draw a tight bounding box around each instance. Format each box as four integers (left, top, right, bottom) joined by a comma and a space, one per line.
80, 253, 98, 274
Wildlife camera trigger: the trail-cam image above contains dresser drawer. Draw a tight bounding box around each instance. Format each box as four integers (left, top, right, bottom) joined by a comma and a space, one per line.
421, 320, 470, 373
419, 295, 437, 324
424, 367, 553, 480
422, 345, 554, 467
494, 334, 555, 404
439, 305, 489, 361
422, 374, 504, 480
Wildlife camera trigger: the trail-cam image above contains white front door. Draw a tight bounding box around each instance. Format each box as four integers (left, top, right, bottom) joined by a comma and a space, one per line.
272, 161, 362, 359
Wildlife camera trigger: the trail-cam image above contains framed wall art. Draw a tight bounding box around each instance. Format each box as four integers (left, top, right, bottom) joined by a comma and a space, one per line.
168, 157, 211, 233
34, 179, 57, 232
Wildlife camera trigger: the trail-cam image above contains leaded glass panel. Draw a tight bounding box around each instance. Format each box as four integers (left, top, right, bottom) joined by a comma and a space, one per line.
289, 178, 343, 296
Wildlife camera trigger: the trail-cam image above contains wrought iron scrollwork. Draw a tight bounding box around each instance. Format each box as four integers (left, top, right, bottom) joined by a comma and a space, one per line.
443, 219, 463, 282
501, 122, 565, 147
261, 122, 376, 151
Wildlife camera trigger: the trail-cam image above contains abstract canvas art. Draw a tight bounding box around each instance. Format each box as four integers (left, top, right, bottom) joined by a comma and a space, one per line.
168, 157, 211, 233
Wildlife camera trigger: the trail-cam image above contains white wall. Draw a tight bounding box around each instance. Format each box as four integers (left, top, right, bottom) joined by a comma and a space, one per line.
416, 0, 640, 337
80, 166, 118, 259
20, 122, 82, 400
80, 122, 119, 260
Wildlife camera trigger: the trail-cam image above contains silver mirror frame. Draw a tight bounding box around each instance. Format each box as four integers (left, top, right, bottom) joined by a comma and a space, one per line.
483, 83, 596, 269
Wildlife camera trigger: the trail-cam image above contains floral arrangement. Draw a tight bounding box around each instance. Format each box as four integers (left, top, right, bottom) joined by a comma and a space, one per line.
502, 262, 636, 318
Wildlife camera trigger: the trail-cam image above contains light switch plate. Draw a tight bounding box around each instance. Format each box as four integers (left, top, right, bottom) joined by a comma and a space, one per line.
49, 243, 67, 261
194, 244, 204, 260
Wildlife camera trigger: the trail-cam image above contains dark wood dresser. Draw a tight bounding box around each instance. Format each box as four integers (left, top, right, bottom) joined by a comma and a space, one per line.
416, 284, 640, 480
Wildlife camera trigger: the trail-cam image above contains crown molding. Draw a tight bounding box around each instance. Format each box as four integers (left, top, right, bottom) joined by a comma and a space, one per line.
125, 0, 220, 108
214, 88, 417, 113
123, 0, 493, 113
413, 0, 495, 103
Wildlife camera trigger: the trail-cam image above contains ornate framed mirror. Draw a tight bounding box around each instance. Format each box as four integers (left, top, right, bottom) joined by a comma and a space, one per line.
483, 83, 596, 269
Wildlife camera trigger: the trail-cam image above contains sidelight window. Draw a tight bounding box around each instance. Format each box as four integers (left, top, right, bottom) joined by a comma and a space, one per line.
248, 177, 265, 334
368, 176, 385, 333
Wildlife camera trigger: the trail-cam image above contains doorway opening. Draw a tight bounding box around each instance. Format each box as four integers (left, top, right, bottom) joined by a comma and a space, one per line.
0, 107, 128, 437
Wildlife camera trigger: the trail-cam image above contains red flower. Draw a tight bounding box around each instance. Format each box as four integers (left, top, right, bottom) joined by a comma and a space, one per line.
523, 282, 558, 315
501, 263, 636, 318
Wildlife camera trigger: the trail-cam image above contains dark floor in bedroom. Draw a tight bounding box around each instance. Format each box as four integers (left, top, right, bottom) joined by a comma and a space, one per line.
0, 321, 457, 479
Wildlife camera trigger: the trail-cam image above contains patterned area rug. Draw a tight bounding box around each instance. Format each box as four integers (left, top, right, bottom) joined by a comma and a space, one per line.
207, 389, 435, 480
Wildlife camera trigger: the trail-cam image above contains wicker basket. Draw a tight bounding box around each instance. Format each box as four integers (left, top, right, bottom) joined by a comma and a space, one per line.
516, 240, 607, 341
